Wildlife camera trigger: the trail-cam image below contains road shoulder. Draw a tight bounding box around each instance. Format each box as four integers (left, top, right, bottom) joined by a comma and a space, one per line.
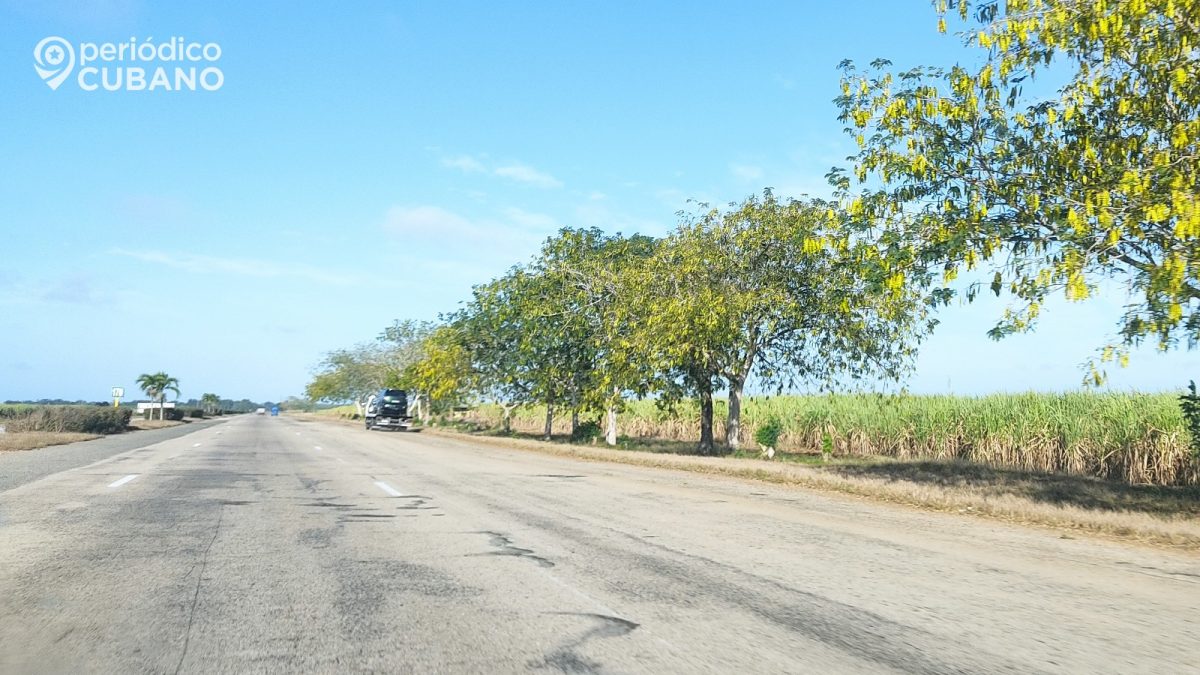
0, 417, 232, 493
412, 426, 1200, 552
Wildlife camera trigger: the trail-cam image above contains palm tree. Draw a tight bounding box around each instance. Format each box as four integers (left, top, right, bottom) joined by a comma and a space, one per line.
200, 393, 221, 415
136, 372, 181, 421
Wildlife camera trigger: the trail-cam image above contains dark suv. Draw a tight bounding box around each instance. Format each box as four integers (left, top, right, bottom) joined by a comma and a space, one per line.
365, 388, 412, 431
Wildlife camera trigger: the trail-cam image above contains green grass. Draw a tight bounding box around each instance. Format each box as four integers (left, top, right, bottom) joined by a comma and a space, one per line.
462, 392, 1198, 485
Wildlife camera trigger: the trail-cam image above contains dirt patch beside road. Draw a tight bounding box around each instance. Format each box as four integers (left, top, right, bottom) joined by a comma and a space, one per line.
127, 419, 188, 430
0, 432, 100, 452
424, 428, 1200, 551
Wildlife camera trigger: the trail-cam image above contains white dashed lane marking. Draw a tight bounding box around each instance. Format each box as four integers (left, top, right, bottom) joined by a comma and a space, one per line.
374, 481, 402, 497
108, 474, 139, 489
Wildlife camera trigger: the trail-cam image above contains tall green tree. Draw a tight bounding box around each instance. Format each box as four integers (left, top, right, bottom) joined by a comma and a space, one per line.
533, 228, 660, 443
449, 275, 539, 433
305, 343, 389, 415
305, 320, 434, 415
634, 192, 929, 453
834, 0, 1200, 381
455, 266, 582, 439
403, 324, 476, 421
446, 230, 656, 439
136, 371, 180, 421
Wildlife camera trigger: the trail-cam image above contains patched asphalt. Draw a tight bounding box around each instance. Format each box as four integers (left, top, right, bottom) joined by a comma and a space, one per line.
0, 415, 1196, 673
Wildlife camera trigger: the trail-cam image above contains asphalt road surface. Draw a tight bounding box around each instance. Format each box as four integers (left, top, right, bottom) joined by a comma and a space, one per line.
1, 416, 1196, 673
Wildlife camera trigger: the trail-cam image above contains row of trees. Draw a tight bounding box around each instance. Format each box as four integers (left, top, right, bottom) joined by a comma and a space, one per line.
307, 0, 1199, 450
310, 194, 932, 453
305, 320, 434, 418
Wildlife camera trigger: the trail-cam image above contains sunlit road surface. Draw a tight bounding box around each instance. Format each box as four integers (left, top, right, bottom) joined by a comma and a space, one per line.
1, 416, 1196, 673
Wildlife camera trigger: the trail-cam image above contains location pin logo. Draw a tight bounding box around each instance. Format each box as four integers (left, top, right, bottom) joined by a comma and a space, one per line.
33, 37, 74, 90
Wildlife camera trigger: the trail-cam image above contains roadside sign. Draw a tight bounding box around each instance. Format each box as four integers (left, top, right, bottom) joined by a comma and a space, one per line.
111, 386, 124, 408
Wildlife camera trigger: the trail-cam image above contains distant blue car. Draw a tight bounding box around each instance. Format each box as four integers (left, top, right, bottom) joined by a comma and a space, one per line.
270, 406, 279, 416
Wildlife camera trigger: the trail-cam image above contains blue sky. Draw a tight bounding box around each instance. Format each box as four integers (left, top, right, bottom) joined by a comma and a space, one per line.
1, 0, 1196, 402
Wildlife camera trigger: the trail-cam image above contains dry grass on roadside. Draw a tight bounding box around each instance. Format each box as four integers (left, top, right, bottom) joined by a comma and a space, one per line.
468, 392, 1199, 486
0, 432, 99, 452
423, 428, 1200, 551
127, 418, 186, 430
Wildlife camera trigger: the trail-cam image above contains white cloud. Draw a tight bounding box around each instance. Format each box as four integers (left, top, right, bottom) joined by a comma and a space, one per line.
440, 155, 486, 173
110, 248, 359, 286
438, 153, 564, 189
493, 163, 563, 189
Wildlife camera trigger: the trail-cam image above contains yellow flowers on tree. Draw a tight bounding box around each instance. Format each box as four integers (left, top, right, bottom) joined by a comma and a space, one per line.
833, 0, 1200, 381
533, 228, 659, 444
631, 192, 931, 454
402, 325, 474, 422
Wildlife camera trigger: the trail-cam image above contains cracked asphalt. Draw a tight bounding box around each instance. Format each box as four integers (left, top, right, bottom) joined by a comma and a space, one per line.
0, 415, 1196, 673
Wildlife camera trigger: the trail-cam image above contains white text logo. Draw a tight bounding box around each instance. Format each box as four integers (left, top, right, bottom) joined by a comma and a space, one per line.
34, 36, 224, 92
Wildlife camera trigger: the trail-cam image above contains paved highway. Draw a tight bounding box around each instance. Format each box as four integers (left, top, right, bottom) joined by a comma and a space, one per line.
0, 415, 1196, 673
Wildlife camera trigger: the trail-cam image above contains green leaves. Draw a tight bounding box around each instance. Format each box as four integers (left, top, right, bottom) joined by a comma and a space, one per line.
135, 371, 181, 421
837, 0, 1200, 372
626, 192, 929, 448
305, 322, 433, 404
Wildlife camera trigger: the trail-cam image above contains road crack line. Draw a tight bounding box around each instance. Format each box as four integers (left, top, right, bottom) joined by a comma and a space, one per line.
174, 506, 225, 675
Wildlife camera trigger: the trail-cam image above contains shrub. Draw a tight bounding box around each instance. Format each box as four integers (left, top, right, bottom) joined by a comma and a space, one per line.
187, 408, 205, 419
6, 406, 131, 434
571, 420, 602, 442
753, 416, 783, 450
1181, 381, 1200, 459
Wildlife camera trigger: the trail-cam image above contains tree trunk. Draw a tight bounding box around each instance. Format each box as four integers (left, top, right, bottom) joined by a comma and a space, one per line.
570, 410, 579, 437
605, 403, 618, 446
501, 404, 513, 434
726, 376, 744, 451
698, 382, 715, 455
159, 394, 165, 421
543, 404, 554, 440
